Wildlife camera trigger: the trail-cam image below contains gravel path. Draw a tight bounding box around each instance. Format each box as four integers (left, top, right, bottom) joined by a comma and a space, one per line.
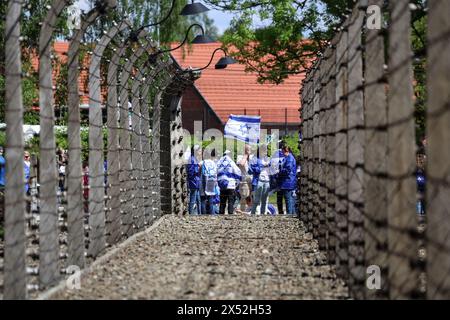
49, 215, 348, 300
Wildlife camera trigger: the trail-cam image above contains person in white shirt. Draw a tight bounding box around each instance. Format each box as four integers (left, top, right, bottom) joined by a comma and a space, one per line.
200, 149, 218, 215
217, 150, 242, 215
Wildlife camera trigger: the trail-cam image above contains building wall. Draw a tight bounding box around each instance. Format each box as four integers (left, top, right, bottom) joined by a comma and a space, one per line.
181, 86, 300, 138
261, 123, 300, 137
181, 86, 223, 134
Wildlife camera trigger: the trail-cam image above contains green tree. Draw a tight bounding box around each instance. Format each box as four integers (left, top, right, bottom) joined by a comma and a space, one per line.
411, 9, 427, 145
188, 12, 220, 39
206, 0, 427, 85
1, 0, 220, 125
0, 75, 4, 122
282, 134, 299, 158
205, 0, 353, 84
85, 0, 205, 44
206, 0, 427, 146
0, 0, 70, 124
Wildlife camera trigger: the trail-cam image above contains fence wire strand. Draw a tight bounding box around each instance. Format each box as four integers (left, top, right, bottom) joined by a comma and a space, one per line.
1, 0, 197, 299
299, 0, 450, 300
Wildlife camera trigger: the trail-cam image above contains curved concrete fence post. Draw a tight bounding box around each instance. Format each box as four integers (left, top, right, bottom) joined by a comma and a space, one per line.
129, 52, 162, 231
66, 0, 117, 266
87, 20, 130, 258
4, 0, 26, 299
334, 29, 349, 281
151, 71, 174, 220
130, 68, 145, 231
138, 62, 169, 226
363, 0, 388, 299
119, 44, 140, 238
159, 67, 200, 216
387, 0, 420, 299
118, 42, 140, 239
104, 23, 136, 247
106, 43, 127, 245
137, 69, 152, 227
325, 48, 337, 267
119, 36, 158, 236
168, 94, 184, 216
426, 0, 450, 300
38, 0, 71, 289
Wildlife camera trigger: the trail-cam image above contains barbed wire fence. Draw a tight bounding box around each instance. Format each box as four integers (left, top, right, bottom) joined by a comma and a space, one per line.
3, 0, 449, 301
299, 0, 450, 299
1, 0, 196, 299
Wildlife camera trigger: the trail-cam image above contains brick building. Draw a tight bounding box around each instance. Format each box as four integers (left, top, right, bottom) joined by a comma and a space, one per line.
30, 41, 304, 137
31, 42, 92, 109
170, 42, 305, 136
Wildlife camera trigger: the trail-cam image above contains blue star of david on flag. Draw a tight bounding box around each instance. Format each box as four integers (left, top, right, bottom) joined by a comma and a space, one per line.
239, 123, 251, 135
224, 114, 261, 144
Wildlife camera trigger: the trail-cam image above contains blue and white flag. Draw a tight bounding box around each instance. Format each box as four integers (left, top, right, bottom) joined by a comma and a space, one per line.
217, 155, 242, 190
224, 114, 261, 145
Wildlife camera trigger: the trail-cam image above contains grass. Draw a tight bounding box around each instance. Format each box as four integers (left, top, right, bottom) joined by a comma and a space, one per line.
268, 193, 277, 205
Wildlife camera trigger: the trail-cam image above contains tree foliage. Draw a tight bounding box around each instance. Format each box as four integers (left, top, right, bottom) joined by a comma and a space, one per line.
206, 0, 427, 85
0, 0, 429, 148
206, 0, 428, 145
0, 0, 70, 124
411, 6, 427, 144
205, 0, 353, 84
85, 0, 219, 45
1, 0, 220, 126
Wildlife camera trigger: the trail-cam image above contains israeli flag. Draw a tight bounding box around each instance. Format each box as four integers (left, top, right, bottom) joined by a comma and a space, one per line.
224, 115, 261, 145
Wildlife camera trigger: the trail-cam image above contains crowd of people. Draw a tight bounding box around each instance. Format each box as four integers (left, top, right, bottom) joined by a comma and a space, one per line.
0, 148, 32, 193
186, 139, 428, 217
186, 141, 298, 216
0, 148, 32, 222
0, 137, 428, 223
0, 147, 93, 219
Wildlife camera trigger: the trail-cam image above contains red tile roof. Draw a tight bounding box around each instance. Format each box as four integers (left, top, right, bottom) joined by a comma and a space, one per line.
29, 41, 304, 120
170, 42, 304, 124
31, 42, 94, 107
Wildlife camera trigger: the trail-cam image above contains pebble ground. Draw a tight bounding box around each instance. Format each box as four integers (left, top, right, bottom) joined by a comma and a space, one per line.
50, 214, 349, 300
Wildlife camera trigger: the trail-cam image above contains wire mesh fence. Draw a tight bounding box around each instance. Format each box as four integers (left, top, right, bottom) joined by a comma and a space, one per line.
1, 0, 197, 299
299, 0, 450, 299
2, 0, 449, 301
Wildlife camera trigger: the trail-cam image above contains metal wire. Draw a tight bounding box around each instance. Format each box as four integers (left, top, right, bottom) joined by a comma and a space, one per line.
299, 0, 450, 300
1, 0, 198, 299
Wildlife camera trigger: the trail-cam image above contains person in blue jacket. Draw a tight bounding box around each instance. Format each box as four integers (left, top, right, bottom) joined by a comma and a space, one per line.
0, 147, 5, 223
416, 152, 426, 216
187, 145, 202, 215
24, 151, 31, 194
276, 144, 297, 215
0, 147, 5, 188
